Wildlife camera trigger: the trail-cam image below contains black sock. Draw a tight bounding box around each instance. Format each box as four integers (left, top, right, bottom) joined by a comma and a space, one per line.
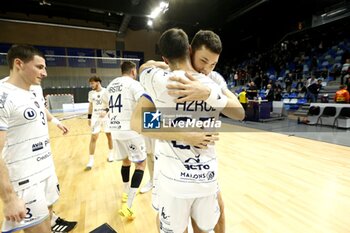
131, 169, 144, 188
121, 165, 131, 183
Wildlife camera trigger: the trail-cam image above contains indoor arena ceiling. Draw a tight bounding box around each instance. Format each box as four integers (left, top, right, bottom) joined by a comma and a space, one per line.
0, 0, 346, 32
0, 0, 349, 52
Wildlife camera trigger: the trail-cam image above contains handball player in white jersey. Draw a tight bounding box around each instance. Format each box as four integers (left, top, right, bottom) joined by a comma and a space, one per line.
0, 77, 69, 137
0, 76, 77, 233
86, 76, 114, 169
0, 44, 61, 233
147, 30, 244, 233
102, 61, 150, 220
131, 28, 244, 233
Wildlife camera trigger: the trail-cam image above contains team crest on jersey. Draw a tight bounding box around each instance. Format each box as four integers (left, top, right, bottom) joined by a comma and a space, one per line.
0, 92, 8, 108
23, 108, 37, 120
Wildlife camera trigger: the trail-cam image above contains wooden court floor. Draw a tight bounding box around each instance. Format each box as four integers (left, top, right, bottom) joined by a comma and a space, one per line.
1, 117, 350, 233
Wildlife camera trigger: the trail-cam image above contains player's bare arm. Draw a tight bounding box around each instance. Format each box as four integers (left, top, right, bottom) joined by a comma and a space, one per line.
87, 102, 93, 127
220, 88, 245, 120
45, 108, 69, 135
141, 60, 244, 121
167, 72, 245, 120
0, 131, 26, 223
166, 72, 211, 102
130, 96, 219, 149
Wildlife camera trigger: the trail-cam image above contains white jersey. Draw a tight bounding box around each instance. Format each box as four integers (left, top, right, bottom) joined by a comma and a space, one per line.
208, 71, 228, 92
0, 77, 45, 104
88, 88, 107, 118
103, 76, 146, 139
0, 82, 54, 191
140, 67, 225, 198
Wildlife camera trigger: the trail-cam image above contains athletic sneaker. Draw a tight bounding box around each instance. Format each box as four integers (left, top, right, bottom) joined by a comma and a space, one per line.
86, 158, 94, 170
140, 180, 153, 194
121, 192, 128, 203
118, 204, 135, 220
51, 217, 77, 233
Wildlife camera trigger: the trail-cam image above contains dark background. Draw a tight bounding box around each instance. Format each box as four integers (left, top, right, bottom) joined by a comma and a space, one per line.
1, 0, 350, 61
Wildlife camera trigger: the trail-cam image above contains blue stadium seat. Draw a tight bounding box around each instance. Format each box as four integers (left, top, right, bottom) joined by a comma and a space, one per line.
288, 92, 297, 98
297, 98, 307, 105
282, 93, 289, 99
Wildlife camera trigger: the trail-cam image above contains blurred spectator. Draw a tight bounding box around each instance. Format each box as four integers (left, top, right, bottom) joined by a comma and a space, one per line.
315, 79, 323, 102
233, 71, 238, 87
334, 85, 350, 103
284, 72, 293, 93
345, 74, 350, 92
341, 58, 350, 84
306, 75, 318, 102
238, 88, 248, 113
265, 84, 274, 112
275, 87, 283, 101
296, 78, 304, 91
246, 81, 258, 99
265, 84, 274, 102
238, 88, 248, 122
262, 73, 269, 89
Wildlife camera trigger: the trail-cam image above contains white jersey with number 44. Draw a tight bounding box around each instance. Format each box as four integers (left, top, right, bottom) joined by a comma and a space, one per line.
103, 76, 146, 139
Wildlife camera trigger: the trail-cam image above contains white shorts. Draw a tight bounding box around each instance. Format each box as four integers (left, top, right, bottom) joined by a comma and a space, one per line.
144, 137, 156, 154
1, 174, 60, 233
91, 116, 110, 134
158, 185, 220, 233
112, 136, 147, 163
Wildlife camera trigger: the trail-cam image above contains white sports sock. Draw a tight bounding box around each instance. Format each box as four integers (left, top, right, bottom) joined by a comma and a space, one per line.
123, 182, 129, 193
51, 212, 58, 226
127, 187, 138, 208
108, 151, 114, 161
86, 155, 94, 168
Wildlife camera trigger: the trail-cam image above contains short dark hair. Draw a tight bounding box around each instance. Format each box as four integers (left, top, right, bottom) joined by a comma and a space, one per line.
7, 44, 44, 70
158, 28, 190, 61
191, 30, 222, 54
121, 61, 136, 74
89, 76, 102, 83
